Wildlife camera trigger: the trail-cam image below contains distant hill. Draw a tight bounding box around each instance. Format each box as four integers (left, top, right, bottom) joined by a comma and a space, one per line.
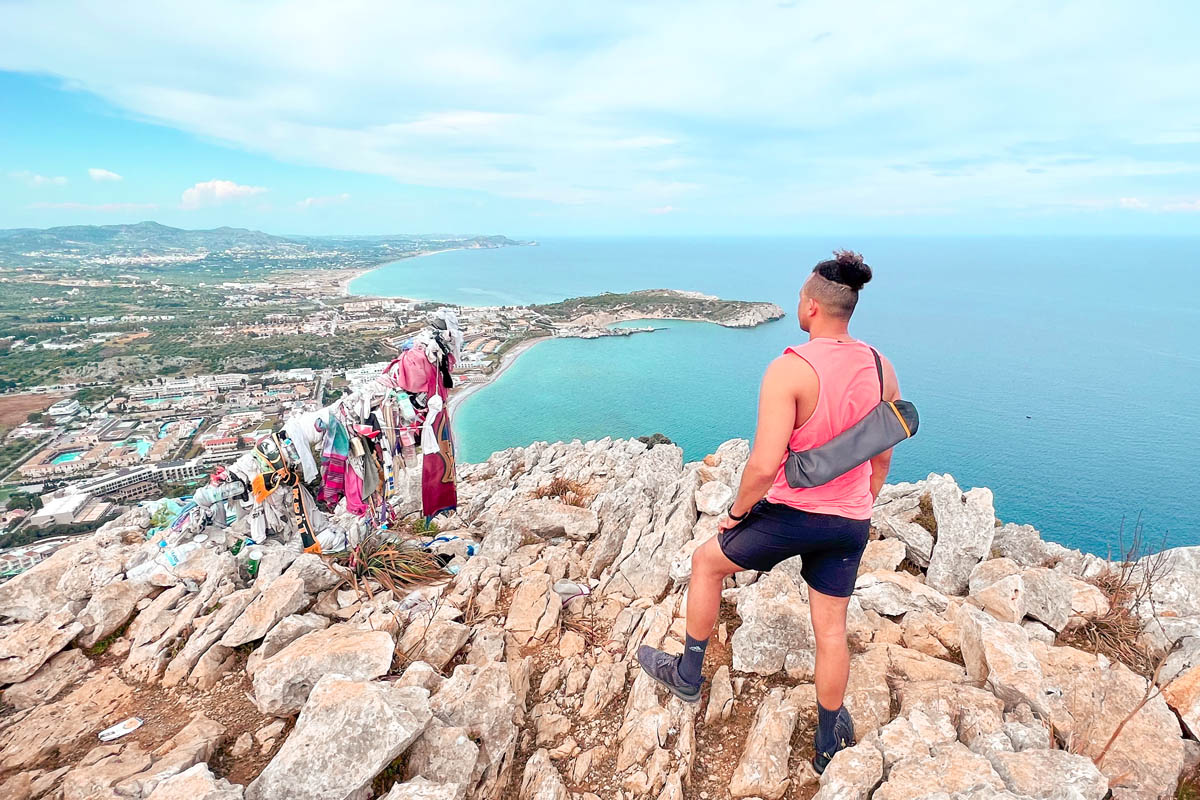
0, 222, 528, 272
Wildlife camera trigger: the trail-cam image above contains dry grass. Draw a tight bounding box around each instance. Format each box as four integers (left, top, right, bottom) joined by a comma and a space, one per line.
331, 532, 448, 600
913, 492, 938, 538
1177, 765, 1200, 800
533, 476, 591, 508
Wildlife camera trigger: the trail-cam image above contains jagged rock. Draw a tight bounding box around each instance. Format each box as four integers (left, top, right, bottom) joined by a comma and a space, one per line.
219, 573, 309, 648
968, 558, 1022, 594
161, 588, 256, 687
0, 668, 135, 770
972, 573, 1026, 623
404, 720, 478, 797
731, 571, 814, 677
694, 480, 734, 516
0, 606, 84, 684
0, 542, 81, 621
865, 642, 967, 684
988, 749, 1108, 800
957, 604, 1045, 714
898, 680, 1006, 743
245, 612, 329, 676
579, 661, 626, 718
383, 777, 461, 800
926, 476, 996, 596
1065, 577, 1109, 620
519, 748, 569, 800
990, 523, 1071, 568
404, 618, 471, 671
250, 546, 297, 591
729, 686, 804, 799
855, 570, 950, 616
116, 712, 226, 797
145, 763, 244, 800
429, 662, 520, 799
229, 733, 253, 759
616, 669, 697, 778
843, 648, 893, 737
284, 553, 342, 593
1019, 567, 1073, 632
858, 538, 907, 574
1163, 663, 1200, 739
251, 625, 394, 715
2, 647, 89, 709
505, 573, 560, 647
1133, 546, 1200, 650
63, 742, 153, 800
1033, 640, 1186, 799
873, 742, 1005, 800
813, 737, 884, 800
494, 498, 600, 541
900, 609, 957, 659
247, 676, 432, 800
704, 664, 734, 724
75, 579, 155, 648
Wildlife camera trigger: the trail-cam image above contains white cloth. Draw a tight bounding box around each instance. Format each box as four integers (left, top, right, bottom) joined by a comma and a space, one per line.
420, 394, 444, 454
283, 414, 321, 483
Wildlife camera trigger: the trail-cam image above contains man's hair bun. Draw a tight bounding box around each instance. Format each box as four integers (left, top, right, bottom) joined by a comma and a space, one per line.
815, 249, 872, 291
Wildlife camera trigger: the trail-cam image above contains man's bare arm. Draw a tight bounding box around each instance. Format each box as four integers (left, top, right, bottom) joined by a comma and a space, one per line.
728, 357, 800, 519
868, 355, 902, 500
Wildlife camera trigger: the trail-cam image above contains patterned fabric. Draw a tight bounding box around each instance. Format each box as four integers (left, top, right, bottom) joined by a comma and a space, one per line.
318, 415, 350, 506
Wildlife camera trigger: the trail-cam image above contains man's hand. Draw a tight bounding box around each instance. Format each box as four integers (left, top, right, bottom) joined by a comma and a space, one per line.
717, 514, 737, 534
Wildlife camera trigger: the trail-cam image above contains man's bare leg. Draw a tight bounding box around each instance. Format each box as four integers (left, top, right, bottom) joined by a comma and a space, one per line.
636, 535, 741, 700
808, 585, 856, 772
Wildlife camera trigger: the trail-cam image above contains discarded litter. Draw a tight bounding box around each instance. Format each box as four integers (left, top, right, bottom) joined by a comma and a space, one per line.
98, 717, 143, 741
246, 548, 264, 578
553, 580, 591, 604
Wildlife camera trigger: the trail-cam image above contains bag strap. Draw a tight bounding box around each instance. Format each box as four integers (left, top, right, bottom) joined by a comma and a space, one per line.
870, 348, 884, 401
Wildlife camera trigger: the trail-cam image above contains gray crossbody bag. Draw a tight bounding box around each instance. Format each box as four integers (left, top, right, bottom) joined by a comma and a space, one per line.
783, 349, 919, 488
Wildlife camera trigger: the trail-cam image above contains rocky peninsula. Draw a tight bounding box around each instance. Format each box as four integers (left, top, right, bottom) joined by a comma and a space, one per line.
1, 438, 1197, 800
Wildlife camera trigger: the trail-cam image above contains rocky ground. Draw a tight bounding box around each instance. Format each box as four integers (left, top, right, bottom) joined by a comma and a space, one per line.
1, 437, 1198, 800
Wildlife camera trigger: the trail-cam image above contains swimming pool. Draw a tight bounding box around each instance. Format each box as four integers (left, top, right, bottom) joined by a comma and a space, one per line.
124, 438, 153, 457
50, 451, 84, 464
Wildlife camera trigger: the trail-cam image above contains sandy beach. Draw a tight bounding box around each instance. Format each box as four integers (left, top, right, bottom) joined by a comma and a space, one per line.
340, 247, 466, 297
448, 335, 552, 417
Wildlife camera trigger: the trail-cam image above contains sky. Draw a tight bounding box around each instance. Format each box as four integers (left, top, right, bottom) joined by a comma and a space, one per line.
1, 1, 1199, 237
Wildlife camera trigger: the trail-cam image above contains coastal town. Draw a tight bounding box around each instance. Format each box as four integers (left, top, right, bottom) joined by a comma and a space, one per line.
0, 226, 784, 581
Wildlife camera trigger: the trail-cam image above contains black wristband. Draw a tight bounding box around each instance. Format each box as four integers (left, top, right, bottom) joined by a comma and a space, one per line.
728, 507, 749, 521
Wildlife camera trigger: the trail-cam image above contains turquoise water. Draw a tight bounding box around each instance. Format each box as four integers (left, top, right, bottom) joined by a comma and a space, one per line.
356, 237, 1200, 556
51, 450, 84, 464
125, 438, 153, 458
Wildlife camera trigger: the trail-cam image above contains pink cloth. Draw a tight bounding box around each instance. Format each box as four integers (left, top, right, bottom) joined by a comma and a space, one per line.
765, 338, 883, 520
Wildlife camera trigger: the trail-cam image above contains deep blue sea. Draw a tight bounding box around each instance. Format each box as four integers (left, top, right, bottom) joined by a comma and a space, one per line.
351, 237, 1200, 556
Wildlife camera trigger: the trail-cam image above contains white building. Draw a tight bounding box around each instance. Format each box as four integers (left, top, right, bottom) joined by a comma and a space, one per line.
47, 398, 81, 417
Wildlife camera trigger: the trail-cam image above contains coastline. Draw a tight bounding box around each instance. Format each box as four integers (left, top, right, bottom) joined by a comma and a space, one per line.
448, 335, 552, 418
340, 247, 467, 297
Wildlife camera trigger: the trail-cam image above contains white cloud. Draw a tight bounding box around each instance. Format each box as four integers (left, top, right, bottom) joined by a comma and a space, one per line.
297, 192, 350, 208
1163, 199, 1200, 212
1, 2, 1199, 221
1119, 197, 1149, 209
31, 201, 157, 211
10, 170, 67, 187
88, 167, 123, 182
648, 205, 675, 215
180, 179, 267, 209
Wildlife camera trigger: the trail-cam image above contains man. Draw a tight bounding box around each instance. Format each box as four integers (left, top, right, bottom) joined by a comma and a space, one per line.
637, 249, 900, 774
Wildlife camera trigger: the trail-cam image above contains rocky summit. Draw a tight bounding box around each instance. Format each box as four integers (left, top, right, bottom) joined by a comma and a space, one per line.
1, 437, 1198, 800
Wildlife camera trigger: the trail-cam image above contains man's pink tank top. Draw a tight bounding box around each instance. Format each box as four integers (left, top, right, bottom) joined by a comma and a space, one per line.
764, 338, 881, 520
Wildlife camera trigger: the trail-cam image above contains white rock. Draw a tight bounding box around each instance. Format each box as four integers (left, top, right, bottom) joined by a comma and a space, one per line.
925, 476, 996, 596
251, 625, 395, 715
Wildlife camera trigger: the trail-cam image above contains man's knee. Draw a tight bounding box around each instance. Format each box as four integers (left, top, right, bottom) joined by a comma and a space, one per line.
692, 540, 734, 579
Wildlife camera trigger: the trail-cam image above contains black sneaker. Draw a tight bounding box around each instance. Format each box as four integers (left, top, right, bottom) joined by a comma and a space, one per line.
812, 706, 856, 775
635, 645, 701, 702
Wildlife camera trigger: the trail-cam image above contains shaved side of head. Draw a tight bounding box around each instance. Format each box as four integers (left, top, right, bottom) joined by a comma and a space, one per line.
804, 272, 859, 318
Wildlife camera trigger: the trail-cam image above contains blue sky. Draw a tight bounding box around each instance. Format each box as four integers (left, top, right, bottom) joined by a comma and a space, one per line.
1, 1, 1198, 236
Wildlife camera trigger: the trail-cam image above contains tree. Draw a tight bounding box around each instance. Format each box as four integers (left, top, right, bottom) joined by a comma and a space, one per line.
26, 411, 44, 423
6, 492, 42, 511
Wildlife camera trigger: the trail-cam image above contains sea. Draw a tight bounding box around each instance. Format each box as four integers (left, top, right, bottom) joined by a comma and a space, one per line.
351, 237, 1200, 556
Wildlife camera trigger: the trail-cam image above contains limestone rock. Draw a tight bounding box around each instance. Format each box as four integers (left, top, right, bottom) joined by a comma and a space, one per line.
404, 618, 471, 671
0, 543, 79, 621
404, 719, 478, 796
1019, 567, 1073, 632
505, 573, 561, 647
2, 647, 89, 709
729, 686, 803, 800
161, 588, 256, 687
283, 553, 342, 594
873, 742, 1005, 800
1065, 578, 1110, 620
0, 606, 84, 684
63, 742, 153, 800
76, 579, 155, 648
245, 612, 329, 676
219, 573, 309, 648
926, 476, 996, 596
898, 680, 1006, 744
429, 662, 520, 799
957, 604, 1045, 714
972, 573, 1026, 623
247, 676, 432, 800
382, 777, 461, 800
857, 538, 907, 574
1163, 662, 1200, 739
988, 749, 1108, 800
251, 625, 395, 715
579, 661, 627, 719
813, 738, 884, 800
855, 569, 950, 617
990, 523, 1070, 568
519, 748, 569, 800
694, 480, 734, 516
968, 558, 1022, 594
145, 763, 244, 799
704, 664, 734, 725
119, 712, 226, 796
731, 571, 814, 677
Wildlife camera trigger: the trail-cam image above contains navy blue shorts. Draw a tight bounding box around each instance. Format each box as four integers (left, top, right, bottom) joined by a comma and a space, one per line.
717, 500, 870, 597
